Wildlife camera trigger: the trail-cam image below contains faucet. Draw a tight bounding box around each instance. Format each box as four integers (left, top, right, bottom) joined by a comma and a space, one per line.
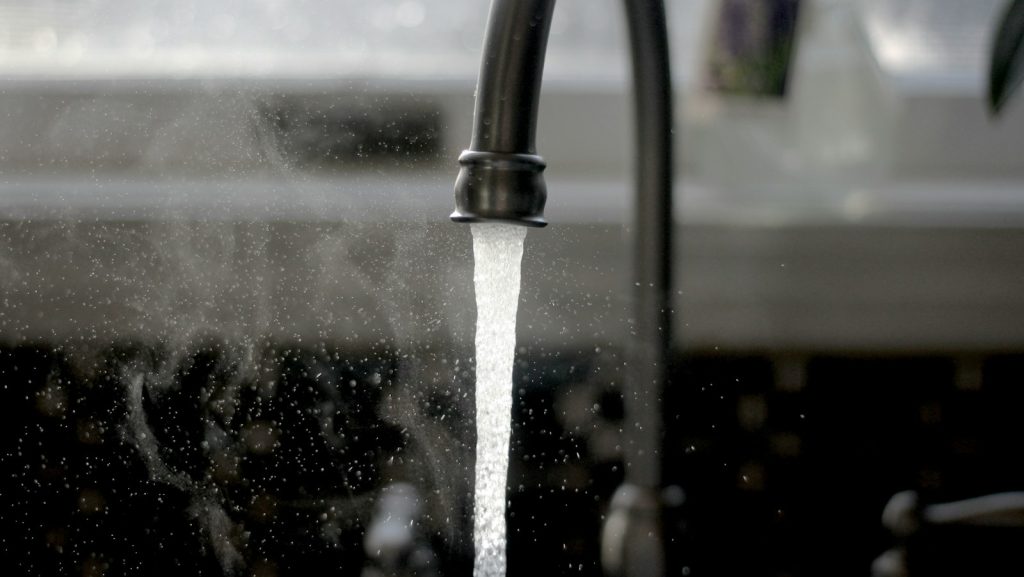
873, 490, 1024, 577
451, 1, 674, 576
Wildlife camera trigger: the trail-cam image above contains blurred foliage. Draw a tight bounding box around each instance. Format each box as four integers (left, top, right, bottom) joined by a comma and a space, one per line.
990, 0, 1024, 114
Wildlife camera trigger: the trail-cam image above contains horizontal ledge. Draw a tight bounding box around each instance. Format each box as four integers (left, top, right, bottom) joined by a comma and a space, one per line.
2, 174, 1024, 229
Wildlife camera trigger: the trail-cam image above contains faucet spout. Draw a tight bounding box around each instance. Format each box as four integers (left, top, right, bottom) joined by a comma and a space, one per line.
453, 0, 675, 574
451, 0, 556, 227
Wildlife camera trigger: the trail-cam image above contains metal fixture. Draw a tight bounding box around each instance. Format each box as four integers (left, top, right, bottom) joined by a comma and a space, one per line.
873, 490, 1024, 577
451, 1, 674, 575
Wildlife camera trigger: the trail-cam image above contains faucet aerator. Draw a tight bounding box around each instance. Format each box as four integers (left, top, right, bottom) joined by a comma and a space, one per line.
451, 150, 548, 227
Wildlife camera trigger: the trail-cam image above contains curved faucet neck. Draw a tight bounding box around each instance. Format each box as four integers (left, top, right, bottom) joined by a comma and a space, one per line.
470, 0, 556, 154
452, 1, 675, 574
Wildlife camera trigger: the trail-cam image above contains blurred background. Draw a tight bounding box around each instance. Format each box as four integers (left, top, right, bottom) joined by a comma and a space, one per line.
2, 0, 1024, 576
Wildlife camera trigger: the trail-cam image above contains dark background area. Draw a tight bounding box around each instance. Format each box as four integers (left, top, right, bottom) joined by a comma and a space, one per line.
3, 341, 1023, 576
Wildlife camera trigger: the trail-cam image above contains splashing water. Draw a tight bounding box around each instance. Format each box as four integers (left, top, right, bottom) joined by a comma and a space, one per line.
470, 223, 527, 577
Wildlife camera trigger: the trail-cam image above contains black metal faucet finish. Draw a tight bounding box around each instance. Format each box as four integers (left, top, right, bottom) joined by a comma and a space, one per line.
451, 0, 555, 227
452, 1, 674, 576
